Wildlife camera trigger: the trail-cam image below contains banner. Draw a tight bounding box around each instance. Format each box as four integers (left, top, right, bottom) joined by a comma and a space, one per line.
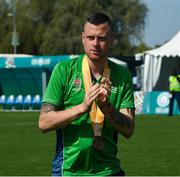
0, 55, 79, 69
142, 91, 180, 115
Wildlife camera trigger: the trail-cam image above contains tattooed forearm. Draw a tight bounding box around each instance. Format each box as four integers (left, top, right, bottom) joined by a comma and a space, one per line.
109, 109, 132, 128
101, 104, 135, 137
102, 104, 134, 129
41, 103, 58, 114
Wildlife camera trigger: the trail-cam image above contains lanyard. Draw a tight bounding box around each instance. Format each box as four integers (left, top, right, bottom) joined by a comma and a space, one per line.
82, 55, 110, 136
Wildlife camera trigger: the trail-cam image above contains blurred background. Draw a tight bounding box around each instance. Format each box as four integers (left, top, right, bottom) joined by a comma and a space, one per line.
0, 0, 180, 176
0, 0, 179, 114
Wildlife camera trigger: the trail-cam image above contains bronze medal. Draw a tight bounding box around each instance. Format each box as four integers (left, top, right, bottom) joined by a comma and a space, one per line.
92, 136, 104, 150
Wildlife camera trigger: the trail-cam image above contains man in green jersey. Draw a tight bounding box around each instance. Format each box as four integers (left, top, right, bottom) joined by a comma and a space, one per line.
39, 12, 135, 176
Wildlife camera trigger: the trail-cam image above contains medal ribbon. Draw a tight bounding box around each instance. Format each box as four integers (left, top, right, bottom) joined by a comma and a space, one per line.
82, 55, 110, 136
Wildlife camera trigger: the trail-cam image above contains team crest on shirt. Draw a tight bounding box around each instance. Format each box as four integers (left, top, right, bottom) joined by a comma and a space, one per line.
74, 79, 80, 86
73, 78, 82, 91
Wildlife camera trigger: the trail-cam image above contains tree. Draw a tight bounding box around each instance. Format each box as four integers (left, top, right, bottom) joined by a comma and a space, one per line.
0, 0, 56, 54
16, 0, 57, 54
0, 0, 148, 56
40, 0, 102, 55
0, 0, 13, 53
40, 0, 148, 56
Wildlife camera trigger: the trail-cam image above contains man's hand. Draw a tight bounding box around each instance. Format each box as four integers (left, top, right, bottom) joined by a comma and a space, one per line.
96, 77, 111, 110
82, 83, 100, 112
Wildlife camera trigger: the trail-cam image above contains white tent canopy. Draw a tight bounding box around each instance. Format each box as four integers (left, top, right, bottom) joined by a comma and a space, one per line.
135, 30, 180, 91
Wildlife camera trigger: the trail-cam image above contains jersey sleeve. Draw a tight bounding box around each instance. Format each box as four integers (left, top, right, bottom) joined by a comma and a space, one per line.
42, 63, 66, 108
120, 71, 135, 109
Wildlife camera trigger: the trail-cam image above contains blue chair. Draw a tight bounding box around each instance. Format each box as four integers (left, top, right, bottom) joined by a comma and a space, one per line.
14, 95, 24, 110
23, 95, 32, 110
31, 94, 41, 110
0, 95, 6, 110
5, 95, 15, 110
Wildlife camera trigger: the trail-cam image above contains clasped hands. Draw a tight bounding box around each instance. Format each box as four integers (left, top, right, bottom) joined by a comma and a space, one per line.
83, 77, 111, 113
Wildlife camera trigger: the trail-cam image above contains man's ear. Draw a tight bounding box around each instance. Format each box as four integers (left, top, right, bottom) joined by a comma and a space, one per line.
82, 32, 85, 45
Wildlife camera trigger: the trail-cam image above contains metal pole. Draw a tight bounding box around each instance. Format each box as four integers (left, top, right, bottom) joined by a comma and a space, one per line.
42, 70, 47, 95
13, 0, 17, 54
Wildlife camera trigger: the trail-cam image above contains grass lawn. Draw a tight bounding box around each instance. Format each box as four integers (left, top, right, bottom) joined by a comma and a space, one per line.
118, 115, 180, 176
0, 112, 180, 176
0, 112, 55, 176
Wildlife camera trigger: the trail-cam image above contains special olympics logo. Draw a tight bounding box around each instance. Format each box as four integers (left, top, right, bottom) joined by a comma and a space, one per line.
157, 92, 170, 107
5, 57, 16, 68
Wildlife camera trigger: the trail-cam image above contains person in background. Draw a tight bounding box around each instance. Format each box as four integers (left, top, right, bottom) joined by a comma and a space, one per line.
0, 83, 3, 96
168, 68, 180, 116
38, 12, 135, 176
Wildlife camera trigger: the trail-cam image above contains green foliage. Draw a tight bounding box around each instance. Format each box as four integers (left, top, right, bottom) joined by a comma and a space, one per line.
0, 0, 12, 53
0, 0, 148, 56
133, 41, 151, 54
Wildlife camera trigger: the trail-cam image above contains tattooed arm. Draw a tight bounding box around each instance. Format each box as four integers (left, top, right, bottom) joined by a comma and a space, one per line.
38, 103, 86, 132
101, 105, 135, 138
38, 83, 100, 133
96, 78, 135, 138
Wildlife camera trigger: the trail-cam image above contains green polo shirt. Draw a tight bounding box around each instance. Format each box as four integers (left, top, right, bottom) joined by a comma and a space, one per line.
43, 54, 135, 176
